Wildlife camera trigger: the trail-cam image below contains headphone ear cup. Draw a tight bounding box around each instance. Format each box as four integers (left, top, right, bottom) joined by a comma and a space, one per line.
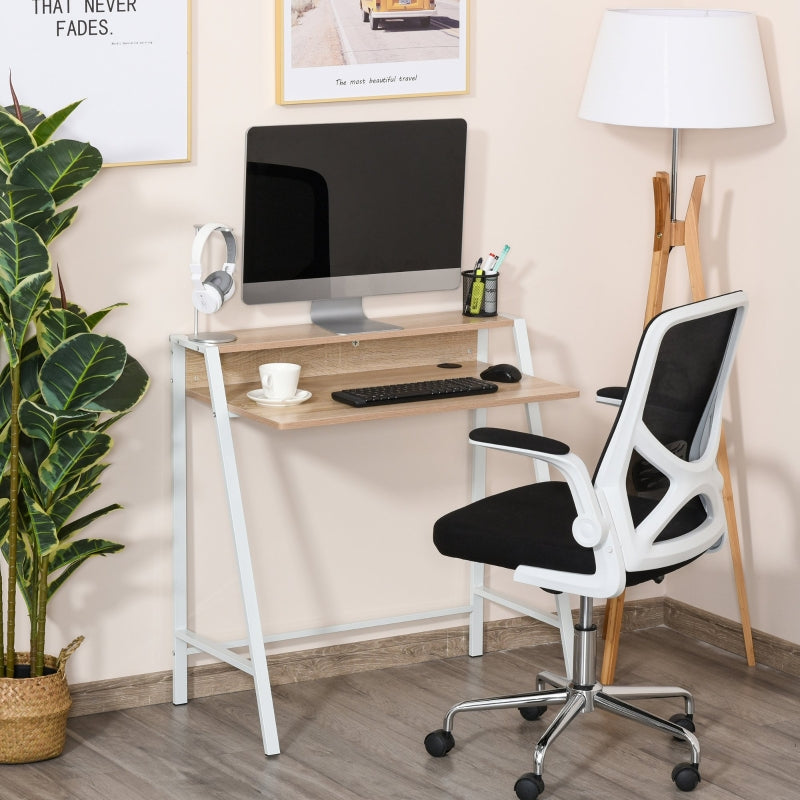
191, 284, 222, 314
205, 270, 234, 301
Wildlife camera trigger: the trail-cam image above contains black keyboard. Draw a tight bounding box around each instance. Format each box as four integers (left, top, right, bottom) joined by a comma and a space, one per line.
332, 376, 499, 408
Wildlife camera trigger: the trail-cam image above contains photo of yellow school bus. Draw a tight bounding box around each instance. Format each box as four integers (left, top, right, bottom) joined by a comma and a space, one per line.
359, 0, 437, 30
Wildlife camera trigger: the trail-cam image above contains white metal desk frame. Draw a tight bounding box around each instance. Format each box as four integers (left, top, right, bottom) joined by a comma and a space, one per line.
171, 314, 574, 756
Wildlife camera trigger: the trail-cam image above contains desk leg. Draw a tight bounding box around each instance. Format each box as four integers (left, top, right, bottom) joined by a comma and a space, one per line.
467, 329, 494, 657
171, 341, 189, 706
469, 404, 488, 657
205, 348, 281, 756
467, 330, 492, 656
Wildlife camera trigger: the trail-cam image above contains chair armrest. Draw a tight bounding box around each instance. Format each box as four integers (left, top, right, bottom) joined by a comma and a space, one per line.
468, 427, 607, 548
596, 386, 625, 407
469, 427, 570, 456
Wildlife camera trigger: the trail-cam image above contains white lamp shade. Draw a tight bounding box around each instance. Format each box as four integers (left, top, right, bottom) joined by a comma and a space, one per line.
579, 9, 774, 129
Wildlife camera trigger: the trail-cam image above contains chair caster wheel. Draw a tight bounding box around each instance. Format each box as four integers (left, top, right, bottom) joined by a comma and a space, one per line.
514, 772, 545, 800
518, 705, 547, 721
672, 762, 701, 791
424, 729, 454, 757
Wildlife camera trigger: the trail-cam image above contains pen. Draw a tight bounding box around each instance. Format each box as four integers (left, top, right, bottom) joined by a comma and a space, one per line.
490, 244, 510, 273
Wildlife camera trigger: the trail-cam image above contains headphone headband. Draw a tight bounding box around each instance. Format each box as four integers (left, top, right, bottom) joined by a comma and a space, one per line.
191, 223, 236, 273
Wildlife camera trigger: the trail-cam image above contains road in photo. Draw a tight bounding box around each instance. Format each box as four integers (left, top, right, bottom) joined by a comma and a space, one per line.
292, 0, 462, 68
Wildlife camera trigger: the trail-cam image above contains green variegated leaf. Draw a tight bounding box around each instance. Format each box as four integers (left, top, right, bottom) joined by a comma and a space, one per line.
47, 538, 124, 599
17, 438, 52, 507
40, 333, 126, 410
18, 398, 99, 445
84, 303, 125, 330
3, 507, 35, 568
38, 429, 112, 495
50, 538, 124, 573
87, 354, 150, 415
0, 108, 37, 175
0, 320, 17, 365
37, 307, 91, 357
10, 139, 102, 207
23, 494, 59, 558
0, 367, 15, 439
33, 205, 78, 245
0, 220, 52, 354
8, 270, 53, 352
45, 463, 108, 521
36, 461, 108, 506
51, 492, 116, 536
57, 502, 121, 542
0, 184, 56, 228
2, 539, 35, 613
2, 105, 46, 133
18, 339, 45, 401
0, 496, 9, 543
0, 219, 50, 296
48, 296, 84, 315
31, 100, 83, 147
20, 443, 107, 513
70, 460, 107, 489
0, 413, 10, 466
0, 362, 11, 422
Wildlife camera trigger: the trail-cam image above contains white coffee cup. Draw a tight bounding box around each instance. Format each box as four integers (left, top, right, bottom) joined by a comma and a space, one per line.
259, 362, 301, 400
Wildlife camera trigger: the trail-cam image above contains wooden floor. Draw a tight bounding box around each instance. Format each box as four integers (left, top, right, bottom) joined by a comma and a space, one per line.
4, 627, 800, 799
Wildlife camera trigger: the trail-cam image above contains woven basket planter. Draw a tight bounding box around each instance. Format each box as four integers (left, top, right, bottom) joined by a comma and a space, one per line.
0, 637, 83, 764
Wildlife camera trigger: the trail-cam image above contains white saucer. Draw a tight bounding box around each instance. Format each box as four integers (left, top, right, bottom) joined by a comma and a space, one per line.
247, 389, 312, 407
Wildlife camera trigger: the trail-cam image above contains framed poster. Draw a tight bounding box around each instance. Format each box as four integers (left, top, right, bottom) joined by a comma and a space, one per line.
1, 1, 191, 167
277, 0, 469, 104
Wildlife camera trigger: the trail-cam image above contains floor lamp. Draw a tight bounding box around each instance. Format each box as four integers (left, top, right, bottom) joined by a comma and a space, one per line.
578, 9, 774, 683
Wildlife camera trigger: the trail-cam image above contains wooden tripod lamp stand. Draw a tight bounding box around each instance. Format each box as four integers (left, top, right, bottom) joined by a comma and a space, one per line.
578, 9, 774, 682
600, 168, 754, 683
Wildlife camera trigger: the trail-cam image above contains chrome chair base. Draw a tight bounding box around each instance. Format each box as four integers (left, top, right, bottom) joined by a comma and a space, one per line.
424, 599, 702, 799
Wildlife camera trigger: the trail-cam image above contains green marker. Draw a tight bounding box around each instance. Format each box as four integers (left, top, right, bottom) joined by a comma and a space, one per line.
469, 265, 485, 314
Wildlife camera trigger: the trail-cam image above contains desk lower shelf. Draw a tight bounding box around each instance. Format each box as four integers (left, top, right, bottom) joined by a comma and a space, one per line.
187, 361, 578, 429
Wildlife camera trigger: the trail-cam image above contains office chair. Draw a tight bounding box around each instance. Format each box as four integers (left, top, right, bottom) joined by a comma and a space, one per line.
424, 292, 748, 799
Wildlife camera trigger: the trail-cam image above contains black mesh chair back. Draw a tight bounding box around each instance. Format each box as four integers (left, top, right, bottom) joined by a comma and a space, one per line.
593, 293, 746, 586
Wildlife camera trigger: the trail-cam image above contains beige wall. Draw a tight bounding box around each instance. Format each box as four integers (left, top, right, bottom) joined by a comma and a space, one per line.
21, 0, 798, 684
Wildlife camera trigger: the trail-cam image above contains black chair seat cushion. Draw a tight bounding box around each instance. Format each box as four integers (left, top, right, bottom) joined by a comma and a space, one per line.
433, 482, 709, 588
434, 482, 594, 575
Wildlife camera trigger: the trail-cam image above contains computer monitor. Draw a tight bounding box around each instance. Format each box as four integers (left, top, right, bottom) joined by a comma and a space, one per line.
242, 118, 467, 334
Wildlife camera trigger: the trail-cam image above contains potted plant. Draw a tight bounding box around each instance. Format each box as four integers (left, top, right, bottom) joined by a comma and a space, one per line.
0, 83, 149, 763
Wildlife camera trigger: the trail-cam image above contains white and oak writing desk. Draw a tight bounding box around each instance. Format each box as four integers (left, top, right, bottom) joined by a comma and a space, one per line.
170, 311, 578, 755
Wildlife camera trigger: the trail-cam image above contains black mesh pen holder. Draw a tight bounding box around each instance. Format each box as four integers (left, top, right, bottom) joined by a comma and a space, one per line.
462, 270, 498, 317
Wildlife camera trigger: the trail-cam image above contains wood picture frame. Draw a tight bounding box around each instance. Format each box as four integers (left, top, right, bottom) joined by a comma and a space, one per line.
1, 0, 191, 167
277, 0, 469, 105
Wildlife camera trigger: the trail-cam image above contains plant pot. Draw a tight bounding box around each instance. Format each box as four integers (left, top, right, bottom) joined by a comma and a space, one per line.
0, 636, 83, 764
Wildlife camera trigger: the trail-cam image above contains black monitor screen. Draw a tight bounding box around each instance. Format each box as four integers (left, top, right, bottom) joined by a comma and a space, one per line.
242, 118, 467, 306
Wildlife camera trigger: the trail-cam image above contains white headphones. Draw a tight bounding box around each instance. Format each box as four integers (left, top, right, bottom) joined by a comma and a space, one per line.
190, 223, 237, 314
